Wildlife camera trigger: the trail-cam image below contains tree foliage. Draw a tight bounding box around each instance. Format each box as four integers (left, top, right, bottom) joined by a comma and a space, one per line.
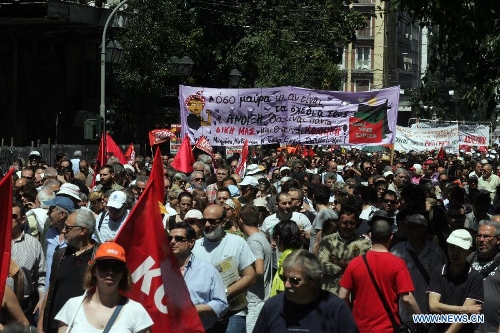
115, 0, 367, 139
389, 0, 500, 120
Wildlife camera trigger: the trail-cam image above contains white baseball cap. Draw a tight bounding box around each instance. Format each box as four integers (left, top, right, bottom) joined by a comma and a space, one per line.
107, 191, 127, 209
447, 229, 472, 250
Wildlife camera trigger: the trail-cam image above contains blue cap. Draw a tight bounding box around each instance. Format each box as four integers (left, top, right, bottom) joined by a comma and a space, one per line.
42, 196, 75, 213
227, 185, 240, 197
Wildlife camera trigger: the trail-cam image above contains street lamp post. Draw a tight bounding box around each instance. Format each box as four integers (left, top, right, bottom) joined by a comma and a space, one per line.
229, 68, 242, 88
100, 0, 128, 141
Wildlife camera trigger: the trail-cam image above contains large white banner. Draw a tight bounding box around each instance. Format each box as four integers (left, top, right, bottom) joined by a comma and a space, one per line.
458, 124, 490, 147
395, 125, 459, 152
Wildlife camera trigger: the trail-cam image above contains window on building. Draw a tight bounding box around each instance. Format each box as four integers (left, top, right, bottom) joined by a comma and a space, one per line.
355, 79, 370, 92
355, 47, 371, 70
337, 47, 346, 70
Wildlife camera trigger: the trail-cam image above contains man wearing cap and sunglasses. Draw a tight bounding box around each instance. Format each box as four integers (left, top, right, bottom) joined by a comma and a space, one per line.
95, 190, 130, 243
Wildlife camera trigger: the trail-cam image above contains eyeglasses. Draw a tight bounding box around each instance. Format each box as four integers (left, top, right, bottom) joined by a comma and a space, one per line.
364, 167, 372, 170
204, 218, 222, 225
383, 199, 396, 204
194, 178, 204, 181
12, 214, 19, 219
63, 224, 81, 232
279, 274, 301, 286
477, 234, 495, 241
168, 235, 188, 243
96, 260, 125, 273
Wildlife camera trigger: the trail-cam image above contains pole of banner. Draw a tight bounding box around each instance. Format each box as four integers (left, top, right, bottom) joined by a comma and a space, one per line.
100, 0, 128, 161
390, 144, 394, 166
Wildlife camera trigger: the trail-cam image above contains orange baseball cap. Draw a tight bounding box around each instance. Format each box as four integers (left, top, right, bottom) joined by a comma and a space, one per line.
94, 242, 126, 263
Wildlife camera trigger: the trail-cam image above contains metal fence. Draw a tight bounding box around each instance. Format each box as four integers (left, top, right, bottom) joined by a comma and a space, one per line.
0, 145, 100, 172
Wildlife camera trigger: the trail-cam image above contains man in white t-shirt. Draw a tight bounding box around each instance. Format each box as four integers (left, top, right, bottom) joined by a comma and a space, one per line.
192, 204, 256, 333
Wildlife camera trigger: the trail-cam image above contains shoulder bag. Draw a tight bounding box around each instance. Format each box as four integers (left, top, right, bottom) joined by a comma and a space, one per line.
362, 254, 413, 333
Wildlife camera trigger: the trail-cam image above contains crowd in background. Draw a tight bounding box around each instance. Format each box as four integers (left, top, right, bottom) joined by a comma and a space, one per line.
2, 143, 500, 333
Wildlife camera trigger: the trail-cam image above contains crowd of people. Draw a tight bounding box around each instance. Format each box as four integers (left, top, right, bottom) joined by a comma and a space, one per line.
2, 144, 500, 333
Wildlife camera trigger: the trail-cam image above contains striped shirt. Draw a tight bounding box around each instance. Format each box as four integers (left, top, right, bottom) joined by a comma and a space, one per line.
10, 232, 46, 297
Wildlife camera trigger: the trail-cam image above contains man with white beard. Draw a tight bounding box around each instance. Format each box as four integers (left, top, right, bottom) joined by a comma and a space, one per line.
192, 204, 256, 333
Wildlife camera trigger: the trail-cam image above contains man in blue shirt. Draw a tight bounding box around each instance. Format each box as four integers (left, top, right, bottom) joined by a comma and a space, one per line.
170, 222, 228, 330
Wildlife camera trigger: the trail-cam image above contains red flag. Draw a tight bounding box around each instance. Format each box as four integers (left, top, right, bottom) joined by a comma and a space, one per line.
92, 135, 106, 188
92, 134, 127, 188
308, 147, 316, 158
171, 135, 195, 173
115, 148, 204, 333
437, 146, 445, 160
194, 135, 214, 157
276, 153, 286, 168
234, 139, 249, 177
302, 147, 309, 158
149, 129, 176, 146
0, 168, 15, 302
106, 133, 127, 164
125, 143, 136, 166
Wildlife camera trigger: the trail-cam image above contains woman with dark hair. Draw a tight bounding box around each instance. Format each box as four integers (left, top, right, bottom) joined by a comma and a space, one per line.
270, 220, 303, 296
55, 243, 153, 333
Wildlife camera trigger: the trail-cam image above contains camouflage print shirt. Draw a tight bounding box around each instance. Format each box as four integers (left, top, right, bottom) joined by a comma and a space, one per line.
318, 232, 371, 295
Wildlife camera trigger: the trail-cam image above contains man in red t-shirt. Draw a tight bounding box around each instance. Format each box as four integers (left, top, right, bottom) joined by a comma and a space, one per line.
339, 219, 421, 333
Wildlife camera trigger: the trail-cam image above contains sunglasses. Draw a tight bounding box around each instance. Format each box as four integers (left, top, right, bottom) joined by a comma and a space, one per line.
204, 218, 222, 225
383, 199, 396, 204
63, 224, 81, 232
279, 274, 301, 286
168, 235, 188, 243
96, 260, 125, 273
194, 178, 204, 181
12, 214, 19, 219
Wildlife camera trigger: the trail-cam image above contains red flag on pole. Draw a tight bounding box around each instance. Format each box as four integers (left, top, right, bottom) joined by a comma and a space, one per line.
171, 134, 196, 173
91, 134, 127, 188
149, 129, 176, 146
234, 139, 249, 177
115, 148, 204, 333
106, 133, 127, 164
308, 147, 316, 158
92, 135, 106, 188
125, 143, 136, 165
437, 146, 446, 160
194, 135, 214, 157
0, 168, 15, 302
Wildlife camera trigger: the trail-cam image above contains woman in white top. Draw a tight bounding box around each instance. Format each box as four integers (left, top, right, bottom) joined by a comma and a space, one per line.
55, 242, 153, 333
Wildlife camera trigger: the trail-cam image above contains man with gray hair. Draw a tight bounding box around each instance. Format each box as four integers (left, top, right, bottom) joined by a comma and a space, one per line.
469, 219, 500, 333
388, 168, 409, 196
70, 150, 82, 175
37, 208, 97, 333
253, 249, 357, 333
478, 163, 500, 203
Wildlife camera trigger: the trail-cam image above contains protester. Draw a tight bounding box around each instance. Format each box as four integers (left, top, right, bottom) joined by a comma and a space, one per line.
253, 249, 358, 333
55, 242, 153, 332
